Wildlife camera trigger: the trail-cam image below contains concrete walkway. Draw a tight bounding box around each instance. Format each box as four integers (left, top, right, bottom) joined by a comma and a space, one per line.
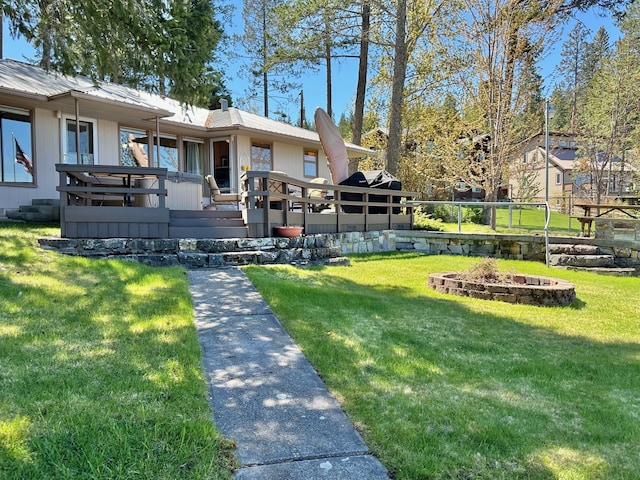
188, 269, 389, 479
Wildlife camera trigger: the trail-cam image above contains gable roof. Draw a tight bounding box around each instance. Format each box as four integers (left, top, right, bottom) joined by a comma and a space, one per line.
0, 59, 371, 156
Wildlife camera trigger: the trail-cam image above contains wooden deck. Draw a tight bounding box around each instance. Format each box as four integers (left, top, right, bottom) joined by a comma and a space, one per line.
56, 165, 416, 239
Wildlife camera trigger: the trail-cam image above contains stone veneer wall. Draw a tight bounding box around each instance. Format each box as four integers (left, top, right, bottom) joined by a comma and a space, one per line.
39, 230, 640, 269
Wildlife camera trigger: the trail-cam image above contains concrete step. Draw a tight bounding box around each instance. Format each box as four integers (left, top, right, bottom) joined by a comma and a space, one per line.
550, 253, 616, 268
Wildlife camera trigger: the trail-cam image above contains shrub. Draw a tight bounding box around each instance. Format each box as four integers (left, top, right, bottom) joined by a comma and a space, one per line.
463, 206, 483, 224
413, 206, 444, 231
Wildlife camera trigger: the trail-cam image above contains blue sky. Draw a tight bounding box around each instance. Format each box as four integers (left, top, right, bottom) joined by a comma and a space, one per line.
2, 6, 620, 123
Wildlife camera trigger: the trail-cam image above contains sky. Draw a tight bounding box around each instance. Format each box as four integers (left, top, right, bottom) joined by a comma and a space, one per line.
1, 5, 621, 124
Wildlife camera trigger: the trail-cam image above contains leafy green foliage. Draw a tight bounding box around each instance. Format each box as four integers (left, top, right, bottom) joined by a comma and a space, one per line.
3, 0, 228, 107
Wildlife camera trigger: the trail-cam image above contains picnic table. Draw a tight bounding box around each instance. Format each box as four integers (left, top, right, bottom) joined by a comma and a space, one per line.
573, 203, 640, 237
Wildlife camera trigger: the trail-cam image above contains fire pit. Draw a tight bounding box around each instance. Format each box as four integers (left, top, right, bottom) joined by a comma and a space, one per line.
427, 272, 576, 306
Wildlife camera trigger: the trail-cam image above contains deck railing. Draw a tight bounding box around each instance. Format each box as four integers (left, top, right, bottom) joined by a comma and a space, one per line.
241, 171, 416, 237
56, 164, 169, 238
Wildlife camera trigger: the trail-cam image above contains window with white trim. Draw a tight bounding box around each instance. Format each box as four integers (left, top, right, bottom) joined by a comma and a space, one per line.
184, 138, 205, 175
156, 134, 178, 172
251, 142, 272, 171
303, 150, 318, 177
64, 117, 96, 164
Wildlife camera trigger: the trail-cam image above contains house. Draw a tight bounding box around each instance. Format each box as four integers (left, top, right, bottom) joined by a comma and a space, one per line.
0, 59, 372, 217
509, 132, 639, 212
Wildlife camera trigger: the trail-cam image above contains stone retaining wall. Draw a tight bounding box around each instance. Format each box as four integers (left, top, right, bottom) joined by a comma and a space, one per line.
39, 230, 640, 269
594, 218, 640, 243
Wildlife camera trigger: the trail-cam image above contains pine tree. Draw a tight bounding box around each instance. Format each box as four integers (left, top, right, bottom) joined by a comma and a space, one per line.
2, 0, 228, 107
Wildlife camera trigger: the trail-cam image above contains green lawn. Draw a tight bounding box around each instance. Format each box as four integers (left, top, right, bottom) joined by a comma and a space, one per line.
0, 223, 235, 479
423, 206, 581, 235
244, 253, 640, 479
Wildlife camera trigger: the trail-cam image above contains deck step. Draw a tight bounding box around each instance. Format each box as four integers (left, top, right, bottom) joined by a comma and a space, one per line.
168, 226, 248, 239
170, 209, 242, 219
168, 209, 247, 238
169, 216, 245, 228
7, 201, 60, 222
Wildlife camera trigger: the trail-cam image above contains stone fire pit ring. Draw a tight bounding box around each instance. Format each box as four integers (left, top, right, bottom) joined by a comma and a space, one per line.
428, 272, 576, 307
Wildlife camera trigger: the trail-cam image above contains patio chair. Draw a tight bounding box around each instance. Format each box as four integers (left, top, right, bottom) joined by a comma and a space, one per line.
308, 177, 330, 212
205, 174, 240, 209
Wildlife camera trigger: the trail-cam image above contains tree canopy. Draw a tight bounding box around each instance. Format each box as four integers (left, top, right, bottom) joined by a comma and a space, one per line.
2, 0, 230, 107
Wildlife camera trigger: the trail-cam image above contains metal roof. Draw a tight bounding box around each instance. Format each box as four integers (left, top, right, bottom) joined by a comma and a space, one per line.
0, 59, 373, 156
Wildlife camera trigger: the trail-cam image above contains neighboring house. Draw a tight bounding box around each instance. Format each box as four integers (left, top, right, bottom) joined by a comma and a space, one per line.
509, 132, 638, 212
0, 59, 370, 216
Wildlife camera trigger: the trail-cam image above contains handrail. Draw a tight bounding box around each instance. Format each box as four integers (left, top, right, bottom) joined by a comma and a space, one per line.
407, 200, 551, 268
240, 170, 416, 236
55, 163, 168, 208
242, 171, 417, 212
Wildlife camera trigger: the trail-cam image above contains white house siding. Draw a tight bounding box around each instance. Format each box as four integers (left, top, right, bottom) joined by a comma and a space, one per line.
1, 61, 372, 214
0, 108, 56, 212
96, 119, 119, 167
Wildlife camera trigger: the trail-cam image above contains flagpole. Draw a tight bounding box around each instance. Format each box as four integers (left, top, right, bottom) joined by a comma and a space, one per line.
12, 133, 16, 181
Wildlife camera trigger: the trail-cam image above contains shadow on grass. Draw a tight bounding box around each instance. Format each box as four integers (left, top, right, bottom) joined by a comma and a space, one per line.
245, 260, 640, 479
0, 224, 233, 479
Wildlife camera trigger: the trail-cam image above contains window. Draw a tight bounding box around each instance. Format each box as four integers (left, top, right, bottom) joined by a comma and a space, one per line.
184, 138, 204, 175
251, 142, 272, 171
120, 127, 148, 167
64, 118, 95, 164
303, 150, 318, 177
156, 134, 178, 171
555, 173, 562, 185
1, 106, 33, 183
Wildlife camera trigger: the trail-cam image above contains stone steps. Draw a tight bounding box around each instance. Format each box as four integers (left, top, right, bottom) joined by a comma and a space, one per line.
564, 266, 639, 277
549, 253, 616, 268
549, 243, 639, 276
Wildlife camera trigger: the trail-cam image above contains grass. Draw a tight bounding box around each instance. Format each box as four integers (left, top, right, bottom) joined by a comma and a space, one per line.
0, 223, 235, 479
418, 206, 580, 235
244, 253, 640, 479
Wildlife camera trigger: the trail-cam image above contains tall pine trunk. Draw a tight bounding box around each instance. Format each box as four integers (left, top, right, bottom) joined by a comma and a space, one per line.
386, 0, 407, 176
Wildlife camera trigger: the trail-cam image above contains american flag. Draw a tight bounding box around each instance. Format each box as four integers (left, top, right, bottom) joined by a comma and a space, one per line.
15, 139, 34, 175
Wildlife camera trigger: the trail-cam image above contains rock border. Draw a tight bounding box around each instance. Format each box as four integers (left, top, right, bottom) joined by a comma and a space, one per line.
427, 272, 576, 306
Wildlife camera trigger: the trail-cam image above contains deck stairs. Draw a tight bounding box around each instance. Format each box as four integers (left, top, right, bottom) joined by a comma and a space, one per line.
169, 209, 248, 239
6, 199, 60, 222
549, 243, 638, 276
